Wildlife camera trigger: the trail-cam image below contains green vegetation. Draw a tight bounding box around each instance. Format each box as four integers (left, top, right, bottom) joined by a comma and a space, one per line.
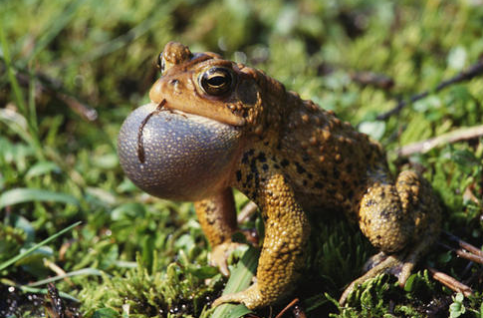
1, 0, 482, 317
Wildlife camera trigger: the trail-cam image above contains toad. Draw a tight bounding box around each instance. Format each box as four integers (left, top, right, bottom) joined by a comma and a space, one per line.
117, 42, 442, 309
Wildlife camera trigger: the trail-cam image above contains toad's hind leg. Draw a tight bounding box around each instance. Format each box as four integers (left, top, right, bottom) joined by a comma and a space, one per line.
341, 170, 442, 303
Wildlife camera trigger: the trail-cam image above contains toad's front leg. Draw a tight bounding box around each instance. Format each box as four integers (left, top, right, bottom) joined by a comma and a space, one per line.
194, 188, 244, 277
213, 174, 310, 309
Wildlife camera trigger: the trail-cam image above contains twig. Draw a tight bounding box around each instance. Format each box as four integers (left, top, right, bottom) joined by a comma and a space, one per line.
350, 71, 394, 90
427, 267, 473, 297
394, 125, 483, 157
16, 71, 98, 122
377, 60, 483, 120
456, 249, 483, 265
237, 201, 258, 223
1, 58, 98, 121
439, 242, 483, 265
444, 231, 483, 257
274, 298, 301, 318
43, 259, 73, 286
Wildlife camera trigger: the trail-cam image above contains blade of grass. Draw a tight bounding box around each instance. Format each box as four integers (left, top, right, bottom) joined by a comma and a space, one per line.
0, 279, 79, 302
0, 108, 37, 147
27, 0, 86, 63
0, 23, 27, 117
0, 26, 44, 159
27, 268, 107, 287
211, 246, 258, 318
27, 62, 38, 134
0, 188, 79, 209
0, 221, 81, 271
79, 4, 174, 63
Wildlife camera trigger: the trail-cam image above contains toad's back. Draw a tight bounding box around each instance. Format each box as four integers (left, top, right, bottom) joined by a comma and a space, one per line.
275, 91, 386, 215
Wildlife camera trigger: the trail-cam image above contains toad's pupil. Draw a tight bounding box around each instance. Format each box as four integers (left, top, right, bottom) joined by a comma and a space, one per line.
208, 75, 227, 87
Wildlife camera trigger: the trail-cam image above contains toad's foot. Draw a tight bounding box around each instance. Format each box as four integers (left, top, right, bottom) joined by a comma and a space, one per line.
210, 241, 247, 277
212, 283, 267, 309
339, 252, 412, 305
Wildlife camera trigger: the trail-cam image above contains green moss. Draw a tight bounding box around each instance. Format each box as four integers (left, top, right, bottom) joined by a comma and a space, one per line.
77, 253, 224, 317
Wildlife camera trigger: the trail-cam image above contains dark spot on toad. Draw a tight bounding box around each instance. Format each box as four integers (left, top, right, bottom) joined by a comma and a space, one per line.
281, 159, 290, 168
295, 162, 306, 174
236, 170, 242, 182
314, 182, 323, 189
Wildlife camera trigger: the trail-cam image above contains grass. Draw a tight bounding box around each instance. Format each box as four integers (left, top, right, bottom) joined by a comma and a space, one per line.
1, 0, 482, 317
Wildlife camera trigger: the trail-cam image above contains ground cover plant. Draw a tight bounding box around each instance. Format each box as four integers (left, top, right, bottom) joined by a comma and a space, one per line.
1, 0, 482, 317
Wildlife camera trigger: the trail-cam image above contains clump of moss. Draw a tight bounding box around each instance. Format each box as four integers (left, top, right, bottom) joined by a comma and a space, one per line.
78, 253, 224, 317
0, 225, 26, 268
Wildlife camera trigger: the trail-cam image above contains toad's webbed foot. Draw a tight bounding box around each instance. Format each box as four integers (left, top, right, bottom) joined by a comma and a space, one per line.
339, 253, 414, 305
339, 252, 412, 304
213, 283, 266, 309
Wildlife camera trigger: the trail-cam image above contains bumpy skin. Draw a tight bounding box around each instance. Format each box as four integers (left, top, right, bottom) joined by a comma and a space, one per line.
118, 42, 442, 309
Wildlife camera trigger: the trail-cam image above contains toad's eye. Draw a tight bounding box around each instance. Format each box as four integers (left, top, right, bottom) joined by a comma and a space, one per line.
199, 67, 234, 96
157, 53, 165, 74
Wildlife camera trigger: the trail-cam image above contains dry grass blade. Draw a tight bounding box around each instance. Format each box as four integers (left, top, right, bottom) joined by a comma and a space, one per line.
394, 125, 483, 157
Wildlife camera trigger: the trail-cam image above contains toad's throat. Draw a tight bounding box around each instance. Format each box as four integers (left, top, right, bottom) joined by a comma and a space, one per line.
118, 102, 243, 201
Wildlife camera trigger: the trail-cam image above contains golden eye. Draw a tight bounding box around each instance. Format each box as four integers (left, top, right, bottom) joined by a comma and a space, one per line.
199, 67, 234, 96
